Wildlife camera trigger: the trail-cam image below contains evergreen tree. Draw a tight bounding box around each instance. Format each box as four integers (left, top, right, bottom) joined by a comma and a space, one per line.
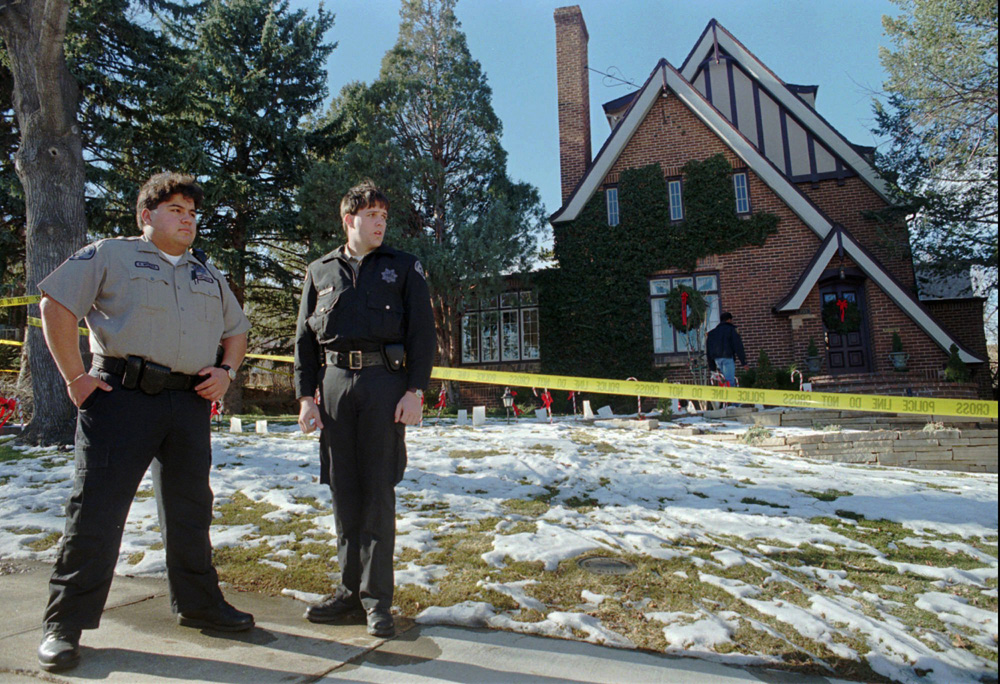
872, 0, 997, 310
305, 0, 545, 382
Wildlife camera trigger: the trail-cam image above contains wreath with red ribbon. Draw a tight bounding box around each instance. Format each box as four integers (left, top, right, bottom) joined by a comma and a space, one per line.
822, 298, 861, 334
664, 284, 707, 332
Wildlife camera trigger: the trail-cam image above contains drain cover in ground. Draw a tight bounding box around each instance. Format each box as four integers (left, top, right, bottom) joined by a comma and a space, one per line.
577, 556, 636, 575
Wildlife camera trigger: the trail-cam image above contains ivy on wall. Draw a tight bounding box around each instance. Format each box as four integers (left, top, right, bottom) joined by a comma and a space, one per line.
539, 154, 778, 408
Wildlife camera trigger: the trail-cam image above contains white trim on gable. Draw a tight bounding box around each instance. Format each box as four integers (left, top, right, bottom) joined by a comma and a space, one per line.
680, 22, 890, 201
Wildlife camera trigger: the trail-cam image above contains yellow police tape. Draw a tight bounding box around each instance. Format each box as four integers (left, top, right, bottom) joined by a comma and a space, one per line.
429, 366, 998, 419
10, 314, 998, 418
0, 339, 23, 347
0, 295, 41, 308
26, 317, 89, 336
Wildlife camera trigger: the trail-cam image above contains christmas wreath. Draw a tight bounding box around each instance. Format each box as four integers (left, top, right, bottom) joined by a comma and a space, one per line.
664, 284, 707, 332
822, 298, 861, 334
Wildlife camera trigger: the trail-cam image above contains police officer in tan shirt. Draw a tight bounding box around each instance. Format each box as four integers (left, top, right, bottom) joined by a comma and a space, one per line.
35, 173, 253, 673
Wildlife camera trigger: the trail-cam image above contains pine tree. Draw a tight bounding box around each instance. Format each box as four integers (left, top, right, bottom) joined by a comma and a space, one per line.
305, 0, 545, 385
872, 0, 997, 312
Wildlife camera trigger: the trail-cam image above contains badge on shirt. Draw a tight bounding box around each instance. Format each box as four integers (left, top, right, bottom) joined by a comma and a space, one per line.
191, 263, 216, 284
381, 268, 398, 284
69, 245, 96, 261
135, 261, 160, 271
414, 260, 425, 279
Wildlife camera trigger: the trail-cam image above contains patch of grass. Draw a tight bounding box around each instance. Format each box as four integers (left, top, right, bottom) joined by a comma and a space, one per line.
591, 442, 619, 454
799, 489, 852, 502
502, 498, 550, 517
27, 532, 62, 551
454, 465, 474, 475
127, 552, 145, 565
690, 491, 709, 499
742, 426, 772, 446
563, 494, 599, 509
741, 497, 789, 509
11, 526, 43, 535
0, 443, 32, 463
835, 509, 866, 522
134, 489, 155, 500
526, 444, 556, 454
449, 449, 504, 459
149, 542, 164, 551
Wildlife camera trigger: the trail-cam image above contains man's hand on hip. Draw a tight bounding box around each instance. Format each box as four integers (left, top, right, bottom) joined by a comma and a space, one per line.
298, 397, 322, 434
195, 366, 231, 402
68, 374, 112, 408
394, 391, 422, 425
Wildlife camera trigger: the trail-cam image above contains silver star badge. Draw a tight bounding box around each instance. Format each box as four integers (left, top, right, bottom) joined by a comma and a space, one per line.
381, 268, 397, 284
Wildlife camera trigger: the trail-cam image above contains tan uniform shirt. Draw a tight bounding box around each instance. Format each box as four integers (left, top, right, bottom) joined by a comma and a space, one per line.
39, 236, 250, 375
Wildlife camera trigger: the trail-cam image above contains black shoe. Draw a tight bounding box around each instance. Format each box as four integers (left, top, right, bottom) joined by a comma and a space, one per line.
38, 628, 81, 672
304, 596, 363, 624
366, 609, 394, 637
178, 601, 254, 632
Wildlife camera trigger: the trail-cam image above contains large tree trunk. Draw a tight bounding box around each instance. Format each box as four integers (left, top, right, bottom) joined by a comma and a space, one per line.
1, 0, 88, 445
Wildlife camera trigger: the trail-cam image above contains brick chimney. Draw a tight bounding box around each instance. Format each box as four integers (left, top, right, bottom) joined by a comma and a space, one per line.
554, 6, 591, 204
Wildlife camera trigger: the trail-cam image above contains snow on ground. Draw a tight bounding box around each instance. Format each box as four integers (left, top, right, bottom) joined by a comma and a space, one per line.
1, 417, 997, 683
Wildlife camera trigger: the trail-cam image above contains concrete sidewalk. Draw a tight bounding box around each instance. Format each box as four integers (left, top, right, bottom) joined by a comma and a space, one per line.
0, 560, 840, 683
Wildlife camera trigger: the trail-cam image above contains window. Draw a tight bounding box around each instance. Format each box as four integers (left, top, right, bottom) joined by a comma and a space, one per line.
606, 187, 619, 226
733, 172, 750, 214
461, 290, 540, 363
649, 274, 721, 355
667, 179, 684, 221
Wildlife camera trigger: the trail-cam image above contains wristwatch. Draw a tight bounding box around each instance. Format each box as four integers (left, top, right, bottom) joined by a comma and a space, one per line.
219, 364, 237, 381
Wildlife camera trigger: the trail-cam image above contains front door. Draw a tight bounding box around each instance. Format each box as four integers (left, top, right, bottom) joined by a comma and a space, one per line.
821, 284, 871, 374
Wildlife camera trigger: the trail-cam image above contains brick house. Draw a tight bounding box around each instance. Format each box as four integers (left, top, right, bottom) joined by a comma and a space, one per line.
543, 6, 989, 399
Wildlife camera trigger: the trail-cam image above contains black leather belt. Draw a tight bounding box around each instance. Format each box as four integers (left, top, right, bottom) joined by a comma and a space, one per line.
324, 349, 384, 370
92, 355, 202, 391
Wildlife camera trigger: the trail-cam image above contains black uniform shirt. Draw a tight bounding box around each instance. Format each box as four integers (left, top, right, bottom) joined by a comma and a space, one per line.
293, 244, 436, 398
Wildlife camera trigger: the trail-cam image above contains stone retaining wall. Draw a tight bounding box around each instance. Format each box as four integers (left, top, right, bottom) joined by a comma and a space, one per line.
696, 407, 997, 473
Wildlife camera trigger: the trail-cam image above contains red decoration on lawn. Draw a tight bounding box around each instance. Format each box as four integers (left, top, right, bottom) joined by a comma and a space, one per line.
680, 291, 689, 327
210, 401, 221, 418
511, 390, 523, 417
836, 298, 848, 322
0, 397, 17, 430
541, 389, 553, 423
434, 386, 447, 410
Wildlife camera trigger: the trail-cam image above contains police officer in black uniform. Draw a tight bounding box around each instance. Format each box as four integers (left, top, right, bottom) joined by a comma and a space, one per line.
294, 180, 435, 637
36, 173, 253, 673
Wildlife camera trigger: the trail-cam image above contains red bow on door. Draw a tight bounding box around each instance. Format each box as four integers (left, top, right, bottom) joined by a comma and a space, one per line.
836, 298, 849, 322
680, 291, 689, 327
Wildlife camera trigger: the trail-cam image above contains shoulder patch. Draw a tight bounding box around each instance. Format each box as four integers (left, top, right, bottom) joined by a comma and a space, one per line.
414, 260, 425, 279
69, 244, 96, 261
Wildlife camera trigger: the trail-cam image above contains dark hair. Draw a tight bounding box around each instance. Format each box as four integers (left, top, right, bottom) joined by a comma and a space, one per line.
136, 172, 204, 229
340, 180, 389, 233
721, 312, 733, 322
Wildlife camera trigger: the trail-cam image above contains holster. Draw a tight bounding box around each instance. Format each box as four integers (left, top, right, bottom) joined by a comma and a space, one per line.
381, 343, 405, 373
139, 361, 171, 395
122, 355, 144, 390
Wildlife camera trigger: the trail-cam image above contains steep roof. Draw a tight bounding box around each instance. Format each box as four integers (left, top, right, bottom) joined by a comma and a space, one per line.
549, 55, 981, 364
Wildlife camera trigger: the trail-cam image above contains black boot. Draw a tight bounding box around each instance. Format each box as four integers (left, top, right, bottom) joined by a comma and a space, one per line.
38, 628, 81, 672
366, 609, 394, 637
178, 600, 254, 632
304, 596, 364, 623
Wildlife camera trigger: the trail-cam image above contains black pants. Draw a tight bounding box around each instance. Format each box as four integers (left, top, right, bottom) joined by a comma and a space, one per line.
44, 372, 223, 631
318, 364, 406, 613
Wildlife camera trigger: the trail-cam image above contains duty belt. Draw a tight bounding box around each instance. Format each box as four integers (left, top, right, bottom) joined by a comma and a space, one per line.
92, 354, 202, 391
324, 349, 384, 370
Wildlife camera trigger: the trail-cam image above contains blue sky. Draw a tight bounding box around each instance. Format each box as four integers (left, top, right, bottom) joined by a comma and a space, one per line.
303, 0, 899, 216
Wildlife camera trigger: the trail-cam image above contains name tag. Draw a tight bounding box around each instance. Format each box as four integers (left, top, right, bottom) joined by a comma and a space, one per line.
134, 261, 160, 271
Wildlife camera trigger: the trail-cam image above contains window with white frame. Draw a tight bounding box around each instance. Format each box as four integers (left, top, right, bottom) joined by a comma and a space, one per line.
606, 187, 619, 226
667, 179, 684, 221
733, 172, 750, 214
461, 290, 540, 363
649, 274, 721, 355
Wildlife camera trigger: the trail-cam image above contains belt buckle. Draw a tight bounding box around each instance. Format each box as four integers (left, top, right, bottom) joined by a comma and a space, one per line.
348, 350, 363, 370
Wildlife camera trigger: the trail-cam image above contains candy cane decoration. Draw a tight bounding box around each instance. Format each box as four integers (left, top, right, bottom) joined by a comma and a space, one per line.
433, 384, 447, 423
568, 390, 577, 417
626, 377, 643, 419
790, 369, 804, 392
419, 391, 425, 427
0, 396, 16, 431
511, 390, 523, 418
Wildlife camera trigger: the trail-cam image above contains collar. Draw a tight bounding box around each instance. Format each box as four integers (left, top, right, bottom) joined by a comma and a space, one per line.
137, 234, 195, 266
322, 243, 397, 263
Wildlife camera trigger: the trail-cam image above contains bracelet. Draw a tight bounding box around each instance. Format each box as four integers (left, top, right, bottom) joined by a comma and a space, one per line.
66, 372, 88, 388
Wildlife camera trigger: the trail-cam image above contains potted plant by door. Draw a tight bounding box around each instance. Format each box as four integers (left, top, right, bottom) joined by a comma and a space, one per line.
805, 338, 821, 373
888, 332, 908, 372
